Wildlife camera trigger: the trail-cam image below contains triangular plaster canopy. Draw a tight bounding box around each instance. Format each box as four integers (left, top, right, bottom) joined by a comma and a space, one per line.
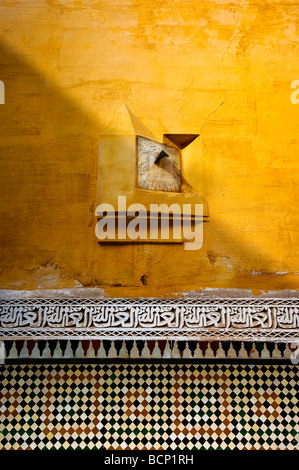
163, 134, 199, 149
100, 104, 157, 140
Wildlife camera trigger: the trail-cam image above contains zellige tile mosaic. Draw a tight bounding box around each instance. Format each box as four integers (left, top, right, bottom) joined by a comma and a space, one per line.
0, 364, 298, 450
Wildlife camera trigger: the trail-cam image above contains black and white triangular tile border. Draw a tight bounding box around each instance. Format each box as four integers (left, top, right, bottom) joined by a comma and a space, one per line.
2, 340, 299, 364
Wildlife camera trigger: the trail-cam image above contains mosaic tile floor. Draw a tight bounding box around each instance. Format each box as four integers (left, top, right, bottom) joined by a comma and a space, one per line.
0, 364, 298, 450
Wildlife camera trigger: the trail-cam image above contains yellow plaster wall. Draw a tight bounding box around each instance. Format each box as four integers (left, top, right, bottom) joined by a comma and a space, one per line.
0, 0, 298, 296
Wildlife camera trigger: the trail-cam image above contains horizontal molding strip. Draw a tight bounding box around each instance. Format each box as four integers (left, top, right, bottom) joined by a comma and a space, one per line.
2, 339, 296, 364
0, 297, 298, 342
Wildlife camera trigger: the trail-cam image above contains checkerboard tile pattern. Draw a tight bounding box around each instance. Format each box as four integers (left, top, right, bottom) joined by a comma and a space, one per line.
0, 364, 298, 450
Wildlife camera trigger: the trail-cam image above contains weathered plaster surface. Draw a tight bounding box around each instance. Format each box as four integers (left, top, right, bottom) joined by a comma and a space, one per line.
0, 0, 298, 296
0, 288, 298, 300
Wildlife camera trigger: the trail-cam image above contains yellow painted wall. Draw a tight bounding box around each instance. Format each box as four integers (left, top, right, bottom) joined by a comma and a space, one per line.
0, 0, 298, 296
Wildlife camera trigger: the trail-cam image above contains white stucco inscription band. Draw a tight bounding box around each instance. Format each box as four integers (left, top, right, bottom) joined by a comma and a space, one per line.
0, 298, 298, 342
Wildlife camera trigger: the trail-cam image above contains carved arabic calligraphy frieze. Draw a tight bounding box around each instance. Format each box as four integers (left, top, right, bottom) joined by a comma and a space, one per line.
0, 298, 298, 342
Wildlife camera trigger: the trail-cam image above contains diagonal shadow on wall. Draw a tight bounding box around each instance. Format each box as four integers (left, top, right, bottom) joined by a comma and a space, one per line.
0, 38, 103, 282
0, 37, 297, 293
